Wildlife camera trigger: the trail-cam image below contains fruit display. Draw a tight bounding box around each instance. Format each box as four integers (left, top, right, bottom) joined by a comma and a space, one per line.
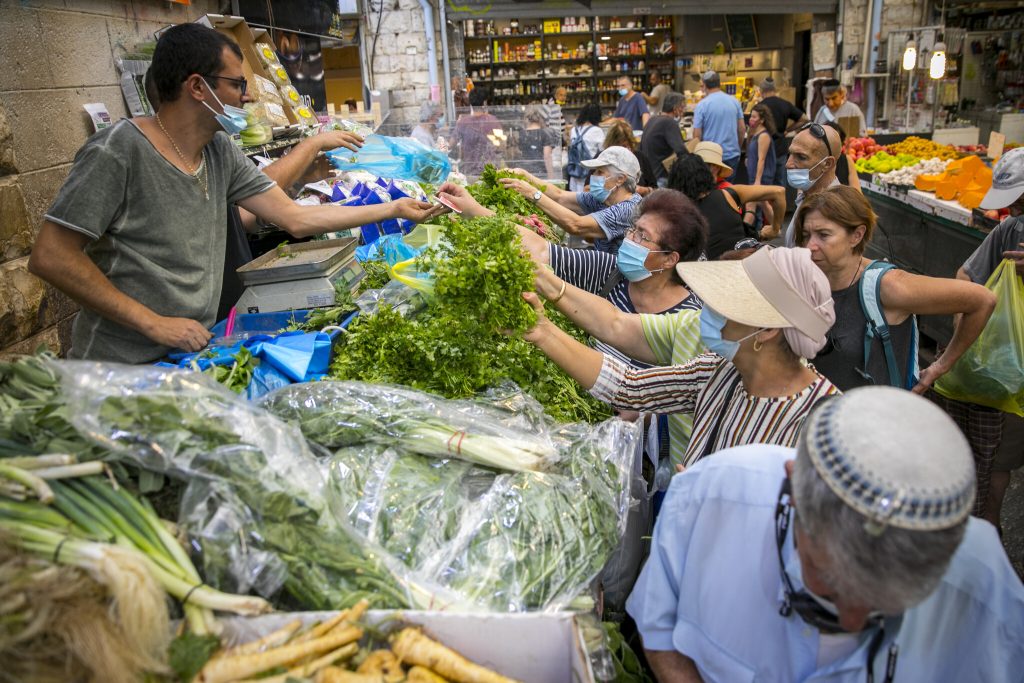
877, 157, 950, 186
955, 144, 988, 155
845, 136, 884, 160
855, 150, 920, 175
913, 154, 993, 209
885, 136, 959, 161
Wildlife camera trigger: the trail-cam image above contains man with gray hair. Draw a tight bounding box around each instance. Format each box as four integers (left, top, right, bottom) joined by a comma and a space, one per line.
692, 70, 745, 180
639, 92, 687, 188
410, 101, 444, 149
629, 386, 1024, 683
814, 78, 867, 137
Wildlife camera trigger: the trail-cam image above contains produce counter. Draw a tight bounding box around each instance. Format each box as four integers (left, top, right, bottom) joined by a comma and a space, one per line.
861, 182, 989, 345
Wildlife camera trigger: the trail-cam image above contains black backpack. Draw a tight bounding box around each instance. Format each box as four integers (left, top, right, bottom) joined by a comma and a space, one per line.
567, 125, 596, 179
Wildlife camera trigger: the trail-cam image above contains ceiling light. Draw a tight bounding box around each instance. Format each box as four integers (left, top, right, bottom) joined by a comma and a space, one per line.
929, 41, 946, 79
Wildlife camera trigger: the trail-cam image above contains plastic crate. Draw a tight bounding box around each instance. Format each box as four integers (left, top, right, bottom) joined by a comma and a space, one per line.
210, 310, 313, 338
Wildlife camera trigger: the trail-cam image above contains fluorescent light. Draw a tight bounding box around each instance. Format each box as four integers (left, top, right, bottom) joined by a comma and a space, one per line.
930, 42, 946, 79
644, 31, 655, 36
902, 38, 917, 71
598, 56, 608, 61
601, 35, 611, 40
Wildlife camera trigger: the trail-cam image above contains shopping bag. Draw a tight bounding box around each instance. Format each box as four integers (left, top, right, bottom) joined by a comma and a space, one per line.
326, 134, 451, 185
934, 259, 1024, 416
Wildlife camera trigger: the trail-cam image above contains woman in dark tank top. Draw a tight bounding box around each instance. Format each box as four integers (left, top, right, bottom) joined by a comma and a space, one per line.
668, 154, 786, 258
791, 185, 996, 392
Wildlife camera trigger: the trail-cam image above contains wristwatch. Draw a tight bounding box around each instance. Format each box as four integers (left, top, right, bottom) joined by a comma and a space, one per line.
532, 190, 543, 203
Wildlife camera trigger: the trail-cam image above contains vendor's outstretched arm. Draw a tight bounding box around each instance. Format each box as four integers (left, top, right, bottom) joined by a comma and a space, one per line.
238, 185, 441, 238
522, 293, 604, 389
534, 266, 658, 364
28, 221, 213, 351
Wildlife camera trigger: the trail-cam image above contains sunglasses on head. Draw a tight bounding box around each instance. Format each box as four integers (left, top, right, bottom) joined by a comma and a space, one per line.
799, 123, 835, 158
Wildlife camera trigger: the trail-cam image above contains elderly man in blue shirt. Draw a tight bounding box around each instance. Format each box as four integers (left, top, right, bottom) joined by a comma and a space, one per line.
628, 386, 1024, 683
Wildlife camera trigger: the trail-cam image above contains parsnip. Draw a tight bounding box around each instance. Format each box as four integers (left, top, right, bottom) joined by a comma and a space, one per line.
391, 628, 521, 683
235, 642, 359, 683
408, 666, 450, 683
194, 625, 362, 683
356, 649, 404, 682
217, 619, 302, 658
316, 667, 385, 683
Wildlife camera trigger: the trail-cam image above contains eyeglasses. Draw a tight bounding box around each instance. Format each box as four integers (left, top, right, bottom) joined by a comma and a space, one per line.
204, 74, 248, 96
625, 225, 666, 250
799, 122, 835, 158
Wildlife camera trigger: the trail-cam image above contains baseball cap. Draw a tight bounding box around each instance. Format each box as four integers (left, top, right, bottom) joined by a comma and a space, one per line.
800, 386, 975, 533
676, 246, 835, 358
980, 146, 1024, 210
581, 146, 641, 182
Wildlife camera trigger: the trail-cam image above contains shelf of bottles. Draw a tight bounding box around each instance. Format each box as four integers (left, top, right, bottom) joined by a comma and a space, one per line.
462, 15, 675, 108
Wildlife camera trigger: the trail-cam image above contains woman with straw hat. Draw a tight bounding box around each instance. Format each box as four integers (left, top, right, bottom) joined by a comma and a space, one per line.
525, 246, 840, 467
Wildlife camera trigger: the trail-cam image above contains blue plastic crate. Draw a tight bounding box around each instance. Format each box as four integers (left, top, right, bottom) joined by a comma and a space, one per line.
210, 309, 314, 338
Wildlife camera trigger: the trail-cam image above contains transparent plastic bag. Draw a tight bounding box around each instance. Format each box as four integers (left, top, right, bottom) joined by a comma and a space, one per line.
935, 259, 1024, 416
327, 134, 451, 185
49, 361, 419, 610
261, 380, 640, 611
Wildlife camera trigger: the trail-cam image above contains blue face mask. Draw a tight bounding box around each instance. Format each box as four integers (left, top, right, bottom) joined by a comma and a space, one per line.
202, 79, 249, 135
616, 238, 666, 282
618, 88, 630, 97
699, 306, 763, 361
787, 156, 829, 191
590, 174, 616, 202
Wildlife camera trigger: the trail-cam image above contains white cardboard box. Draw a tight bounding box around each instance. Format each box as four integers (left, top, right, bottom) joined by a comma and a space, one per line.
216, 610, 596, 682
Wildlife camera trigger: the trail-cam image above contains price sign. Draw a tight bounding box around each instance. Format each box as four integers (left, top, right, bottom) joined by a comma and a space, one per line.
988, 131, 1006, 161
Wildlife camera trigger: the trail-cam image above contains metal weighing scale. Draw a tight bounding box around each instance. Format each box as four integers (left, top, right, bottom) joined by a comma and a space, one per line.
234, 237, 364, 314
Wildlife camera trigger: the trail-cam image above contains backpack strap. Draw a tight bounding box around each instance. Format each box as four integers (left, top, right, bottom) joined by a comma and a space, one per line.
858, 261, 918, 388
599, 268, 624, 299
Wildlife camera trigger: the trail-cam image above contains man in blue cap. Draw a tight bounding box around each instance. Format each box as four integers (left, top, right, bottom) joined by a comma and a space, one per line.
629, 386, 1024, 682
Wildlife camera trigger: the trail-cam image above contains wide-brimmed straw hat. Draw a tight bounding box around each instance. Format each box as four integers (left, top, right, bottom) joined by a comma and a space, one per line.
692, 141, 732, 175
676, 246, 835, 358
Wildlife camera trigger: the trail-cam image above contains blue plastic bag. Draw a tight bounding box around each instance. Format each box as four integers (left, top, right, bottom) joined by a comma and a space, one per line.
355, 233, 421, 263
252, 331, 332, 383
246, 362, 293, 400
326, 134, 451, 185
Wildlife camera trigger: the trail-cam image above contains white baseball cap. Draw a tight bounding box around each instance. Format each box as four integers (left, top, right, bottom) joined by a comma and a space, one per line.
581, 146, 641, 182
980, 146, 1024, 210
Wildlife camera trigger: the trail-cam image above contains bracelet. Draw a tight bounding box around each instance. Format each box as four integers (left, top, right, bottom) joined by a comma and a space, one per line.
550, 279, 567, 303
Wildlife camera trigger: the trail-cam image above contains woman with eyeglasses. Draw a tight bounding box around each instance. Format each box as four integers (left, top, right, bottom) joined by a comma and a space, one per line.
793, 185, 995, 393
521, 246, 840, 469
668, 153, 786, 254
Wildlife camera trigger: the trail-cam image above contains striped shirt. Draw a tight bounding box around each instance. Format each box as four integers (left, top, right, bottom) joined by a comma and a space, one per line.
549, 244, 703, 370
576, 191, 642, 253
591, 350, 840, 467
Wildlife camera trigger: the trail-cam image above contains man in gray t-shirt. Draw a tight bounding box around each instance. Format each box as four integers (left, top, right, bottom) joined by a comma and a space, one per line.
29, 23, 438, 364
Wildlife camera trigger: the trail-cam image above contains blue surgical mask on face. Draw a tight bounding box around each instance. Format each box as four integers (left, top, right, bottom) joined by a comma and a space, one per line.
699, 306, 763, 361
202, 79, 249, 135
590, 174, 614, 202
618, 88, 630, 97
787, 156, 829, 191
616, 238, 665, 282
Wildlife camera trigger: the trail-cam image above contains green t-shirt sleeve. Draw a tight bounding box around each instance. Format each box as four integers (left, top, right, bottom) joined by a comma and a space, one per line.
217, 133, 276, 204
641, 312, 677, 366
45, 135, 128, 240
641, 309, 703, 366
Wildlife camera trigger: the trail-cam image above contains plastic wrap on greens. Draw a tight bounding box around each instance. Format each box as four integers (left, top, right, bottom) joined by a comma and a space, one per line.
259, 381, 560, 472
263, 380, 640, 611
49, 361, 418, 610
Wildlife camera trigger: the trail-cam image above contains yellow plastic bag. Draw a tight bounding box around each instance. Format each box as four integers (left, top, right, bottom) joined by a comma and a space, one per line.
388, 257, 435, 295
934, 259, 1024, 416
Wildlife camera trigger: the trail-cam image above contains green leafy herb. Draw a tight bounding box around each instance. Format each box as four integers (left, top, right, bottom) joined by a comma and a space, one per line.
168, 632, 221, 682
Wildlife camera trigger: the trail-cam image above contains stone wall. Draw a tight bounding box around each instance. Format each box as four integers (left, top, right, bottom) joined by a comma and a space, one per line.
840, 0, 928, 68
360, 0, 445, 126
0, 0, 223, 358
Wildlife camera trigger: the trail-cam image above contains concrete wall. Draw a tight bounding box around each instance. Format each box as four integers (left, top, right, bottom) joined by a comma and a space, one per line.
0, 0, 222, 358
361, 0, 444, 126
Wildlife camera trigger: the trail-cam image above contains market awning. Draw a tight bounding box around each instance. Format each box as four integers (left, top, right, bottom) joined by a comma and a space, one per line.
445, 0, 838, 19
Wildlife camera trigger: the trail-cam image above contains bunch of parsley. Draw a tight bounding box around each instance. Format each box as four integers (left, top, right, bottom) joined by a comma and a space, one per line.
329, 215, 610, 423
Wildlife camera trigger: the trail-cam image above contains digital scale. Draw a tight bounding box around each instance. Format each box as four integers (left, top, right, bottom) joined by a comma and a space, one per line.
234, 237, 365, 314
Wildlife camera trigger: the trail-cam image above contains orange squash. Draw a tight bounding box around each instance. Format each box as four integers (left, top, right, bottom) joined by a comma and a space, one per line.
935, 179, 959, 201
915, 174, 942, 192
959, 191, 985, 209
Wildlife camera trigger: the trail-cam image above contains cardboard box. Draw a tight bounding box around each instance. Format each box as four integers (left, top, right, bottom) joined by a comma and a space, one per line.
217, 610, 595, 683
196, 14, 300, 125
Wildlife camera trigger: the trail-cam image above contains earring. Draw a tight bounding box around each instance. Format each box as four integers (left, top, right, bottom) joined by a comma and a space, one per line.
753, 338, 764, 352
